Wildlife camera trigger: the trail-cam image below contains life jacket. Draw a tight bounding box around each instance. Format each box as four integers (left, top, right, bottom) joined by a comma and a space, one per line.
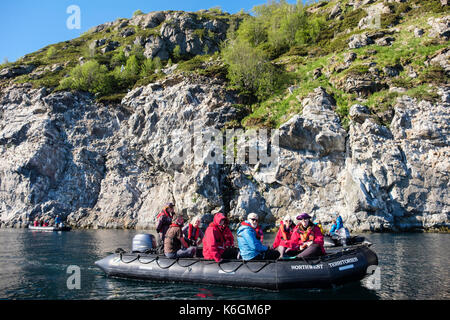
296, 224, 316, 242
279, 221, 291, 241
187, 224, 200, 241
240, 221, 263, 242
315, 222, 324, 235
255, 226, 264, 242
157, 209, 171, 220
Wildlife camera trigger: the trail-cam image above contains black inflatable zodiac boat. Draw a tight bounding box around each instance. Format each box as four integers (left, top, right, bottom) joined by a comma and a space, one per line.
95, 234, 378, 290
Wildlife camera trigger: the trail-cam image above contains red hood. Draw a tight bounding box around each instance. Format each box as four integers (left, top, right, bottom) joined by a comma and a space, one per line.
213, 212, 227, 226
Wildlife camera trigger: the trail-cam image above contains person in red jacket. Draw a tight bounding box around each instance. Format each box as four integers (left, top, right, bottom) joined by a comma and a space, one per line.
222, 218, 234, 248
290, 213, 325, 258
272, 215, 295, 258
202, 212, 237, 262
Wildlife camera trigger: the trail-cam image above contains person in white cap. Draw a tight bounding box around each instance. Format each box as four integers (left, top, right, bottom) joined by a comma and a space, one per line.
272, 215, 295, 258
236, 213, 280, 261
182, 215, 204, 247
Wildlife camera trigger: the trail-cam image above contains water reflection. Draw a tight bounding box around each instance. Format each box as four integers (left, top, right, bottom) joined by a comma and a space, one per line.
0, 229, 448, 300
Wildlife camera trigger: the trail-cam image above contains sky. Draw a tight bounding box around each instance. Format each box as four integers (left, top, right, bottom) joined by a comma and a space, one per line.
0, 0, 304, 63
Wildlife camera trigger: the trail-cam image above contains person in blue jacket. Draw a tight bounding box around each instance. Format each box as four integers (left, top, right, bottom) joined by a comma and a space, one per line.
55, 215, 62, 227
237, 213, 280, 261
329, 212, 344, 236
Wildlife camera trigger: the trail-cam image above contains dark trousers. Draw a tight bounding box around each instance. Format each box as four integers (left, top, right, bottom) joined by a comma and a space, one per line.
165, 246, 196, 259
297, 244, 323, 258
222, 247, 240, 260
250, 249, 281, 261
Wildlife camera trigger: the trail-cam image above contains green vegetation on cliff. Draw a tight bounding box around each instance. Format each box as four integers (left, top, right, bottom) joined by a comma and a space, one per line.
0, 0, 448, 127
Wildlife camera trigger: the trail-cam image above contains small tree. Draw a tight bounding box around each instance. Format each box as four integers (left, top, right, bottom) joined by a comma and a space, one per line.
221, 38, 282, 100
133, 9, 144, 17
173, 45, 182, 61
59, 60, 112, 95
140, 58, 155, 76
153, 57, 162, 71
46, 46, 57, 60
111, 50, 127, 68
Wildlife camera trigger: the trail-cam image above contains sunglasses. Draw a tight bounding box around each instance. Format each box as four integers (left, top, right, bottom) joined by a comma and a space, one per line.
250, 218, 258, 221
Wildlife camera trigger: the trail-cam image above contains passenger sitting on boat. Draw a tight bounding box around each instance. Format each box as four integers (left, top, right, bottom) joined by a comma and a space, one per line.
254, 218, 264, 244
33, 219, 39, 227
203, 212, 237, 263
223, 218, 235, 249
182, 215, 204, 247
329, 212, 344, 236
314, 219, 324, 235
237, 213, 280, 261
156, 202, 175, 247
43, 220, 49, 227
290, 213, 325, 258
272, 215, 295, 258
55, 215, 61, 227
164, 215, 196, 259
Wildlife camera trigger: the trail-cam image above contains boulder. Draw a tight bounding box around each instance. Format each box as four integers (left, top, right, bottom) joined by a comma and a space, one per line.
428, 16, 450, 40
348, 33, 374, 49
0, 65, 35, 80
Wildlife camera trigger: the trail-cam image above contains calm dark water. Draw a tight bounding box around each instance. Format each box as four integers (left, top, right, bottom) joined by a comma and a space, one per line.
0, 229, 448, 300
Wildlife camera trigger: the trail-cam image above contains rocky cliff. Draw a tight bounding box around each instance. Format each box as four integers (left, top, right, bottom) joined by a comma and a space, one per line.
0, 1, 448, 232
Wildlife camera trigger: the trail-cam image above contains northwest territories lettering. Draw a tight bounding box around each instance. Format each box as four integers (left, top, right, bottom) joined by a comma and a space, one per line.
291, 264, 324, 270
169, 121, 280, 167
328, 257, 358, 268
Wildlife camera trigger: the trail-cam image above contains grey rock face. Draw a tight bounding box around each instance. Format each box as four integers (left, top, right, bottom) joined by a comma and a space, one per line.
348, 33, 374, 49
335, 71, 387, 96
426, 48, 450, 76
130, 11, 233, 60
0, 80, 448, 232
0, 65, 35, 80
428, 16, 450, 40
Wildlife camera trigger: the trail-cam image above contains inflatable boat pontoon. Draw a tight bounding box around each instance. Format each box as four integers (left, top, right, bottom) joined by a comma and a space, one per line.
95, 235, 378, 290
28, 225, 71, 232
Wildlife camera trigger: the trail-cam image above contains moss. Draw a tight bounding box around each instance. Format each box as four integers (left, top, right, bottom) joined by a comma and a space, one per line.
406, 85, 440, 102
409, 0, 450, 14
176, 55, 210, 72
417, 65, 448, 86
96, 92, 127, 103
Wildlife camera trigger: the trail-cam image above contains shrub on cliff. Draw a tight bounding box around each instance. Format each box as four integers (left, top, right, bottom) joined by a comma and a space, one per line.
221, 38, 283, 100
112, 54, 141, 90
235, 0, 325, 57
58, 60, 113, 95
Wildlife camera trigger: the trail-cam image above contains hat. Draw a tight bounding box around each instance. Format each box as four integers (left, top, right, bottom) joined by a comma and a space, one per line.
166, 202, 174, 208
296, 213, 311, 220
283, 215, 292, 222
247, 213, 259, 221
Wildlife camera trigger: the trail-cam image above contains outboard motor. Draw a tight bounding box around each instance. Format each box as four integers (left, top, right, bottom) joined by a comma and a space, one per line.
132, 234, 156, 253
